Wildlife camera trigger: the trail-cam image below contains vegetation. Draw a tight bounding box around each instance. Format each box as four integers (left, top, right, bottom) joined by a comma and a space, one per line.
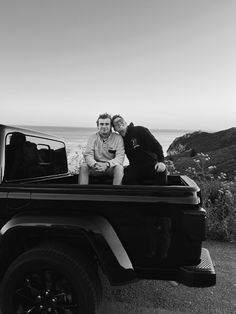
166, 154, 236, 242
168, 144, 236, 181
167, 127, 236, 156
167, 127, 236, 180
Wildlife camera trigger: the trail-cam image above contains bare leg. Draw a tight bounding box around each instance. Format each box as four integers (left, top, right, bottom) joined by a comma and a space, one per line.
78, 164, 89, 184
112, 165, 124, 185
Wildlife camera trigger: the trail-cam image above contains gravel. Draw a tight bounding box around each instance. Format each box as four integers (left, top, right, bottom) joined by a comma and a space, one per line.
99, 241, 236, 314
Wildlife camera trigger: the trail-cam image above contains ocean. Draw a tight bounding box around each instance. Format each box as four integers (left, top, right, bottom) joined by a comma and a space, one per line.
24, 126, 191, 172
26, 125, 189, 155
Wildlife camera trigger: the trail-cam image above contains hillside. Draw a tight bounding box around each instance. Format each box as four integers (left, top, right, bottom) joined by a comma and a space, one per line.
166, 127, 236, 180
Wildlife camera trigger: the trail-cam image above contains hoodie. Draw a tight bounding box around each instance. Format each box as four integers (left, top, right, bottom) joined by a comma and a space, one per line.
123, 123, 164, 168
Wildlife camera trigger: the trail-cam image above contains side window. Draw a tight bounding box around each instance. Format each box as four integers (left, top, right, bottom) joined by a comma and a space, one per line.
4, 132, 68, 181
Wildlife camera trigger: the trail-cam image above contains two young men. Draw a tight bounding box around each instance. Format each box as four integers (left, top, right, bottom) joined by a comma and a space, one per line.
78, 113, 166, 185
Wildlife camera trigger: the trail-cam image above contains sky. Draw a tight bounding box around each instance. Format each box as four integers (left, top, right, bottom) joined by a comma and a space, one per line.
0, 0, 235, 131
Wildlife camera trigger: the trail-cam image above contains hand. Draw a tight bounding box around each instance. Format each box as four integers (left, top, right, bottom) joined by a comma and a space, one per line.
93, 163, 99, 170
155, 162, 166, 173
94, 162, 107, 172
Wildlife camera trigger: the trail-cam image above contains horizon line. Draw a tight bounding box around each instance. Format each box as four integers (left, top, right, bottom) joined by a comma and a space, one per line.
13, 124, 223, 133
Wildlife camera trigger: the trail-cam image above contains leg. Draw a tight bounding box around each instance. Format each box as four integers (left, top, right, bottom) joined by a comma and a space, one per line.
122, 166, 139, 185
154, 169, 167, 185
78, 163, 89, 184
112, 164, 124, 185
141, 164, 167, 185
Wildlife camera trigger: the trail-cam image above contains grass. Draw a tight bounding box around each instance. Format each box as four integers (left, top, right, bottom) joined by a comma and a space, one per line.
100, 241, 236, 314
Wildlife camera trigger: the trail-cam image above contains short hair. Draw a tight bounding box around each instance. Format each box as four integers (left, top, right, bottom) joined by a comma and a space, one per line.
111, 114, 123, 127
96, 113, 112, 126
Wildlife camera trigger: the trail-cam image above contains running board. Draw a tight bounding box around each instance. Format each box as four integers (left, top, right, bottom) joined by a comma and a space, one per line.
179, 248, 216, 287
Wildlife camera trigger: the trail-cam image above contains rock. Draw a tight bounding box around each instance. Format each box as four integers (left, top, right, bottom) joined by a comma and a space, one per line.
166, 127, 236, 180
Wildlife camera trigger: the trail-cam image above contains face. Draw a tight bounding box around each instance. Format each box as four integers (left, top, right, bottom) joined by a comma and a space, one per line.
97, 118, 111, 136
113, 117, 127, 136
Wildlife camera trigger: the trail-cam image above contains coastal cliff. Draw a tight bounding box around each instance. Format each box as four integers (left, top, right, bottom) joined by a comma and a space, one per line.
166, 127, 236, 179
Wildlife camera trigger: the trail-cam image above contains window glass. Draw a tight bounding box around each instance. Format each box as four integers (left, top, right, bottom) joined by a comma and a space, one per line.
4, 132, 68, 181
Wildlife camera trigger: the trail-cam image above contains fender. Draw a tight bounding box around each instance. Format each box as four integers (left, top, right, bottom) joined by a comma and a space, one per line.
0, 215, 136, 285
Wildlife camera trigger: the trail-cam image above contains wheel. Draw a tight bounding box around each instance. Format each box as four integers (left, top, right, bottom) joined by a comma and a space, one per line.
0, 245, 101, 314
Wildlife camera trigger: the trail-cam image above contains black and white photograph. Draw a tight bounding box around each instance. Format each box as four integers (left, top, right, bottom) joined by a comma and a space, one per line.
0, 1, 235, 313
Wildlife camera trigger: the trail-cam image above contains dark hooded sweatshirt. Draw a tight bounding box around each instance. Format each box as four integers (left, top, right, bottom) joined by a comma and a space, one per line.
123, 123, 164, 169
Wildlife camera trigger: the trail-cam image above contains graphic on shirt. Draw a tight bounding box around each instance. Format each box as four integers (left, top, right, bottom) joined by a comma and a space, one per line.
131, 138, 140, 149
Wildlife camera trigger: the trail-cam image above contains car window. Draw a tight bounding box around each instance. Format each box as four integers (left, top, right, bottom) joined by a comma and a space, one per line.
4, 132, 68, 181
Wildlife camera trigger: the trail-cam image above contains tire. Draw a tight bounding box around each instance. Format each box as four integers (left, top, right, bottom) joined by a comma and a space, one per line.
0, 245, 101, 314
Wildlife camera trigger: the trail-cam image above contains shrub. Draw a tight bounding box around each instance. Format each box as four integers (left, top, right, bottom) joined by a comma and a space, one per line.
67, 145, 85, 174
167, 154, 236, 242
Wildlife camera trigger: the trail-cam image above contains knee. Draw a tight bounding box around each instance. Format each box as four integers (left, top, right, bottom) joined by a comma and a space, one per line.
112, 164, 124, 185
78, 163, 89, 184
113, 164, 124, 175
122, 166, 137, 185
79, 163, 89, 175
155, 169, 167, 185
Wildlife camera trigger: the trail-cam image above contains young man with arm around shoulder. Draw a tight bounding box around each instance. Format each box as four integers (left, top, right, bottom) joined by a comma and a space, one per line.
111, 114, 167, 185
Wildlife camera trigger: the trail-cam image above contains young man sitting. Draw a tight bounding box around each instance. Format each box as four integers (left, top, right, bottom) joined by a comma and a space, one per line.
78, 113, 125, 185
111, 114, 167, 185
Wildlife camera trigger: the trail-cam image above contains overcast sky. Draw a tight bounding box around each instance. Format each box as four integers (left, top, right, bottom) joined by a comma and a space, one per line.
1, 0, 235, 130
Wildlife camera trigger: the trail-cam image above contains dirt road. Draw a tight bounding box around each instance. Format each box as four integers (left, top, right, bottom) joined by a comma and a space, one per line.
99, 241, 236, 314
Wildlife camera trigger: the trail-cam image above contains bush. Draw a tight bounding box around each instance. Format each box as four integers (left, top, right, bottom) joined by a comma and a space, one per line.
166, 154, 236, 242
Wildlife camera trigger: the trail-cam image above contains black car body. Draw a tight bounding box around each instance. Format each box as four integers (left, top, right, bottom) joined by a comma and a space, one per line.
0, 124, 216, 313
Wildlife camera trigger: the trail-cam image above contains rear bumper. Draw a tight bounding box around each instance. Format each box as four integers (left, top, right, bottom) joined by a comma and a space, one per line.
179, 248, 216, 287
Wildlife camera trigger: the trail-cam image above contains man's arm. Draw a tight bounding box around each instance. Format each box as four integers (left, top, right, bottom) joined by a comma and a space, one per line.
108, 135, 125, 167
139, 127, 164, 162
83, 134, 97, 167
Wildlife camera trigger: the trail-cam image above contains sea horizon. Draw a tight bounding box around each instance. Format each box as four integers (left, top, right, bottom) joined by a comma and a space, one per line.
18, 124, 194, 132
13, 124, 218, 157
16, 124, 220, 133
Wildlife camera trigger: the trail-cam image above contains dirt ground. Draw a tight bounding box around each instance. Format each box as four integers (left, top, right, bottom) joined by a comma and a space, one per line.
100, 241, 236, 314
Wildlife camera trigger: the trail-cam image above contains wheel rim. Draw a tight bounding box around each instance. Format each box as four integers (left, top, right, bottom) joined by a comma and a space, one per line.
13, 269, 79, 313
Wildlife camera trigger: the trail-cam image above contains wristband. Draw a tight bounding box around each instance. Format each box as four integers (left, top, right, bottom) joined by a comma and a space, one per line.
106, 161, 110, 168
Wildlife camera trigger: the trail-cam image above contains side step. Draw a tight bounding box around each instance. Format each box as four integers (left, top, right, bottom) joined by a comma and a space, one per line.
179, 248, 216, 287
